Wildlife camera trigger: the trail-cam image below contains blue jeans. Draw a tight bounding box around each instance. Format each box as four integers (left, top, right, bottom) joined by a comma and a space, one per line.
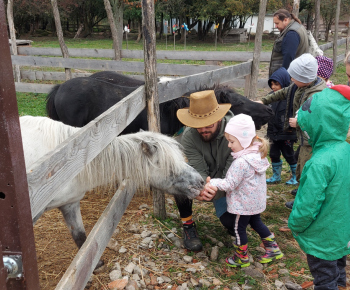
307, 255, 347, 290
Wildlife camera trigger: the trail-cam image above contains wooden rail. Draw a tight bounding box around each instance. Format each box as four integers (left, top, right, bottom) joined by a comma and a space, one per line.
16, 46, 272, 62
11, 55, 221, 76
55, 180, 136, 290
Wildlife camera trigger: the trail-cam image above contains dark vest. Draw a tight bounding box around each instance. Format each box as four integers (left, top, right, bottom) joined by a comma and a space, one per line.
269, 20, 309, 77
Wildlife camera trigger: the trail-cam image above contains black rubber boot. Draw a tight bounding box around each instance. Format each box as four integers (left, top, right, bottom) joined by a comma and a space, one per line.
290, 189, 298, 196
285, 200, 294, 210
183, 222, 203, 251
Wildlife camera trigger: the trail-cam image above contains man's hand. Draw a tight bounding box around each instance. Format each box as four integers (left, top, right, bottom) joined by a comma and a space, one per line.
196, 177, 218, 201
289, 118, 297, 128
255, 100, 263, 104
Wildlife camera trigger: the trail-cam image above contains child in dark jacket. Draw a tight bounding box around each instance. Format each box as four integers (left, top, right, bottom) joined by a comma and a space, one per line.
266, 67, 298, 185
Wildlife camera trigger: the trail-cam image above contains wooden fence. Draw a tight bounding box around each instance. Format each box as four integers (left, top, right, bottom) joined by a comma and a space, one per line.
25, 60, 251, 289
7, 36, 349, 289
11, 37, 349, 96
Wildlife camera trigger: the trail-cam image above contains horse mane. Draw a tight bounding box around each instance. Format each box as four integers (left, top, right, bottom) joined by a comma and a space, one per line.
82, 131, 186, 190
21, 116, 186, 192
21, 116, 79, 151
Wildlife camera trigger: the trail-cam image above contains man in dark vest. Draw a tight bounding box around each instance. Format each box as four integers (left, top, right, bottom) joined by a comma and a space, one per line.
269, 9, 309, 77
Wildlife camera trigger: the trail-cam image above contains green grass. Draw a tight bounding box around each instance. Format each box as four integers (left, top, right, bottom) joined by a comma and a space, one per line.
16, 92, 47, 116
29, 34, 275, 52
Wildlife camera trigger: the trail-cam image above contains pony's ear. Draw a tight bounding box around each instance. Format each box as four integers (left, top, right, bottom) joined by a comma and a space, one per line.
141, 141, 156, 157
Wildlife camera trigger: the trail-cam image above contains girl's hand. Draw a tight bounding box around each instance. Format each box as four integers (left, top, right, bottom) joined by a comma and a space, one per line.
196, 177, 218, 201
289, 118, 297, 128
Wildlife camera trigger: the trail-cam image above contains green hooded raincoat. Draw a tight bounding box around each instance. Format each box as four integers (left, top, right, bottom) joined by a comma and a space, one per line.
288, 85, 350, 260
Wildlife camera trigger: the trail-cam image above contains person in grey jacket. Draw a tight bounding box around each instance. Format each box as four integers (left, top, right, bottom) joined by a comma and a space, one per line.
269, 9, 309, 77
175, 90, 235, 251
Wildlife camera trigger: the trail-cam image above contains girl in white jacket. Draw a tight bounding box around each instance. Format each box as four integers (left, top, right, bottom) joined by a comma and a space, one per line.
206, 114, 284, 267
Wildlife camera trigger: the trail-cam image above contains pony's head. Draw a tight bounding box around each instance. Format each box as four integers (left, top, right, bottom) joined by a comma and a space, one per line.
111, 132, 204, 199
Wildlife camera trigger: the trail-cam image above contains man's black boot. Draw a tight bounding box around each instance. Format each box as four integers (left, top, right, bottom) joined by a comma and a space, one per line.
285, 200, 294, 210
183, 222, 203, 251
290, 189, 298, 196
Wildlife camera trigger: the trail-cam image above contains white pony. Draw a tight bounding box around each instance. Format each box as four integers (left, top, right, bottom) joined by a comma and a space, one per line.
21, 116, 204, 255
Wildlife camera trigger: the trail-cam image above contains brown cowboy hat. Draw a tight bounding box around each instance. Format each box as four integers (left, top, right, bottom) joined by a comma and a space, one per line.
177, 90, 231, 128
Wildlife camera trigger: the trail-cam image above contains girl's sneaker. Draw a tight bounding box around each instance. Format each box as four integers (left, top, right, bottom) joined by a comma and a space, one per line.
259, 234, 284, 263
226, 244, 250, 268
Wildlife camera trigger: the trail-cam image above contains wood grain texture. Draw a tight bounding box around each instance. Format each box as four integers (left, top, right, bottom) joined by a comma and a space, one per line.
17, 46, 272, 61
55, 181, 136, 290
16, 61, 252, 94
11, 55, 220, 76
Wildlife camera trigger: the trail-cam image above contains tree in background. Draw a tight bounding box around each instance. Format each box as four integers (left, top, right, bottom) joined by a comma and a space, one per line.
320, 0, 350, 41
124, 0, 143, 42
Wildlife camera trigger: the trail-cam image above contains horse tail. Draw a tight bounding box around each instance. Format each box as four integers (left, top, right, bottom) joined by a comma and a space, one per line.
46, 84, 61, 121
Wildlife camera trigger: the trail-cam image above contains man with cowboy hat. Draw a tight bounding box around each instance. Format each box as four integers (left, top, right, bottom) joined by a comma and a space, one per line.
175, 90, 234, 251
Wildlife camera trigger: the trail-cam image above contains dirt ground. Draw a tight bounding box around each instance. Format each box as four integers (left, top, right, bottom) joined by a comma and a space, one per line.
34, 188, 153, 289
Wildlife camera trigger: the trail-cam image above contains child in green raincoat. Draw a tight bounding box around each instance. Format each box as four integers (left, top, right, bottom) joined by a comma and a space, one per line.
288, 85, 350, 290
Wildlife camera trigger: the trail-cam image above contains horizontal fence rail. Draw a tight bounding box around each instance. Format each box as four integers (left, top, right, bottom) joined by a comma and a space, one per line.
16, 46, 272, 62
11, 55, 221, 76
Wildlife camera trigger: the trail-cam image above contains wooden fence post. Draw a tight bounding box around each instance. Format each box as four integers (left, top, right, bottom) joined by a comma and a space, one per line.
51, 0, 71, 80
0, 1, 40, 288
333, 0, 341, 73
7, 0, 20, 82
248, 0, 267, 100
141, 0, 166, 219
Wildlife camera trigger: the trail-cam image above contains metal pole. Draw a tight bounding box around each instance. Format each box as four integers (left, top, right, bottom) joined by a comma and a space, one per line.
0, 1, 40, 288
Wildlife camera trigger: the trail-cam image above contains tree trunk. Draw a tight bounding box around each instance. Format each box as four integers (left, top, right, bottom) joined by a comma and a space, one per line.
314, 0, 320, 43
74, 23, 84, 39
141, 0, 165, 219
104, 0, 121, 60
347, 15, 350, 54
7, 0, 20, 82
249, 0, 267, 100
292, 0, 300, 18
306, 10, 312, 30
158, 12, 163, 39
333, 0, 341, 73
217, 17, 223, 43
51, 0, 71, 80
111, 0, 124, 48
136, 20, 142, 42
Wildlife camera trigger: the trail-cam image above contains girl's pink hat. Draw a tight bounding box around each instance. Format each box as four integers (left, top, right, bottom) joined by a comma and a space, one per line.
225, 114, 256, 149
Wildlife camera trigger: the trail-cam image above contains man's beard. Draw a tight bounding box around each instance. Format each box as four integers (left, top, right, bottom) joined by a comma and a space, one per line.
199, 122, 221, 142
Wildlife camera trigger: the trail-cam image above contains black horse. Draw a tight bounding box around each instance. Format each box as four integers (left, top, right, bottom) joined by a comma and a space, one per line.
46, 71, 273, 134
